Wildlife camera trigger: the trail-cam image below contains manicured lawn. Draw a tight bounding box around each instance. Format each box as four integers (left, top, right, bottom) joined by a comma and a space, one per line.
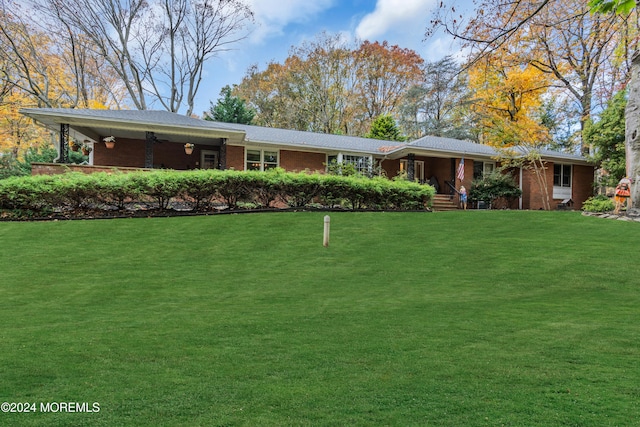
0, 211, 639, 426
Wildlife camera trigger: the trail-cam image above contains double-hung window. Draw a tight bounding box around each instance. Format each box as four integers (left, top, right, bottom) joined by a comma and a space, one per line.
246, 148, 278, 171
553, 164, 572, 199
553, 164, 572, 187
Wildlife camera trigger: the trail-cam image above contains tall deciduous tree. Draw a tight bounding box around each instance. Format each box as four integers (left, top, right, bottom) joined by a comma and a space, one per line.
285, 33, 357, 134
42, 0, 253, 116
352, 41, 425, 131
235, 33, 358, 134
0, 0, 114, 157
0, 1, 82, 108
527, 0, 622, 145
428, 0, 635, 151
588, 0, 640, 212
235, 34, 424, 137
468, 58, 554, 209
398, 56, 474, 140
429, 0, 640, 210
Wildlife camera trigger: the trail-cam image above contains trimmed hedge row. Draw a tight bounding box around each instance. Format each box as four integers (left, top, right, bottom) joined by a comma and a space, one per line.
0, 169, 434, 218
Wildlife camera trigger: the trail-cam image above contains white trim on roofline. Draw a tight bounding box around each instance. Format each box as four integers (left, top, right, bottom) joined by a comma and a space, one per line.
19, 108, 592, 166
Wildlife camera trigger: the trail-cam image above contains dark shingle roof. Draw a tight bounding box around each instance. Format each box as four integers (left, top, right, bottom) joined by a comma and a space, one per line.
215, 122, 406, 154
409, 135, 498, 157
19, 108, 590, 163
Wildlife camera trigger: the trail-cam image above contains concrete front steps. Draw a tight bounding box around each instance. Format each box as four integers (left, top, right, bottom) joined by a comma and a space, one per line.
432, 194, 459, 211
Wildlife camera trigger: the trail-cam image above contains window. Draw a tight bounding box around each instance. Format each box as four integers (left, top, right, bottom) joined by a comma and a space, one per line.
399, 160, 425, 182
343, 155, 372, 174
473, 161, 495, 180
246, 149, 278, 171
553, 164, 572, 187
327, 153, 373, 175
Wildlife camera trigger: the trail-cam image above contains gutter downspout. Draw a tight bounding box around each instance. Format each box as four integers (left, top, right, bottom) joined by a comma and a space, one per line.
519, 166, 523, 210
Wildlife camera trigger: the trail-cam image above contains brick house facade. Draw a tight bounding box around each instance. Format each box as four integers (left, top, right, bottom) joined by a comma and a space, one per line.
22, 108, 594, 210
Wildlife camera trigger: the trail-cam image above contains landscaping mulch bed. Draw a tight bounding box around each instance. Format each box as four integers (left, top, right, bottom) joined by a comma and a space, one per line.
0, 202, 423, 221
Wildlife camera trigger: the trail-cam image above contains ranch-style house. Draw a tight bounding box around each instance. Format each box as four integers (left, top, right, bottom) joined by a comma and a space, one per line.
20, 108, 595, 210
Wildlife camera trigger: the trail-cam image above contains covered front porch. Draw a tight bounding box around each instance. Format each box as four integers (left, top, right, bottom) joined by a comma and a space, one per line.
20, 108, 246, 171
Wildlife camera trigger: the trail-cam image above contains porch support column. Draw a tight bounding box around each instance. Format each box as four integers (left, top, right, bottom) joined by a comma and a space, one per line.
407, 153, 415, 182
219, 138, 227, 170
145, 131, 156, 168
57, 123, 69, 164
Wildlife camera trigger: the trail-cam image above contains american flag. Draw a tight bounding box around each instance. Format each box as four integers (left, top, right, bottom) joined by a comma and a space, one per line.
456, 158, 465, 181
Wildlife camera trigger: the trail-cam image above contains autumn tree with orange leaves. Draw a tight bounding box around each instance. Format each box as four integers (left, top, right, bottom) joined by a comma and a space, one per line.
352, 41, 424, 128
234, 34, 424, 137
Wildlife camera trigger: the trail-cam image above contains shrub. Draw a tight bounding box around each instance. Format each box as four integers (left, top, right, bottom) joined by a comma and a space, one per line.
0, 169, 435, 219
216, 170, 251, 209
246, 169, 285, 208
469, 171, 521, 209
582, 195, 615, 213
129, 171, 186, 210
0, 174, 59, 212
282, 172, 322, 208
94, 172, 142, 210
179, 169, 220, 210
51, 172, 101, 210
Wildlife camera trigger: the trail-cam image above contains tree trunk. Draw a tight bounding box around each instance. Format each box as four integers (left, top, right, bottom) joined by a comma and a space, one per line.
625, 52, 640, 213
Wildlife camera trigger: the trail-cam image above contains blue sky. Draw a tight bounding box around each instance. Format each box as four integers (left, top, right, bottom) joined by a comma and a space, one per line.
193, 0, 470, 116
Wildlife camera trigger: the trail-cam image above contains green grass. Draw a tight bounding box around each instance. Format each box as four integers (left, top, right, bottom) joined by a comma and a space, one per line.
1, 211, 639, 426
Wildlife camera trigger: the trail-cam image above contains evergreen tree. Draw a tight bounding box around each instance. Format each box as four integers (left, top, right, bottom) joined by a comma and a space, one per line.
204, 86, 255, 124
365, 114, 406, 141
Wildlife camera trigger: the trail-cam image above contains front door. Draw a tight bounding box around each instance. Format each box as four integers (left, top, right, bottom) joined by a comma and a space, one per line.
201, 150, 219, 169
400, 160, 425, 182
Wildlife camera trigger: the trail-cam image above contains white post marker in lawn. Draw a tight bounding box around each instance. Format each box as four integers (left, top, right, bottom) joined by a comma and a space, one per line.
323, 215, 330, 247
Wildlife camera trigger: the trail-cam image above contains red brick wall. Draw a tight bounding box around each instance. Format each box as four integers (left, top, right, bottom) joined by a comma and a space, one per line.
31, 162, 151, 175
425, 158, 453, 192
521, 162, 594, 210
280, 150, 326, 172
571, 165, 595, 210
522, 164, 554, 210
154, 142, 201, 170
93, 138, 146, 168
382, 159, 401, 178
92, 138, 206, 170
226, 145, 245, 170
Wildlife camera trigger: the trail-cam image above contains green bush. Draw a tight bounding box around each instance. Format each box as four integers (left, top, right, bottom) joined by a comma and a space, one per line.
469, 171, 522, 209
0, 169, 435, 218
129, 171, 187, 209
95, 172, 142, 210
0, 174, 59, 213
179, 169, 221, 210
282, 172, 322, 208
246, 169, 285, 208
216, 170, 251, 209
582, 195, 615, 213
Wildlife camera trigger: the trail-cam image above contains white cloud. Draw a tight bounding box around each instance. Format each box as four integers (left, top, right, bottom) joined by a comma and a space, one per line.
424, 36, 467, 61
355, 0, 436, 41
245, 0, 335, 43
